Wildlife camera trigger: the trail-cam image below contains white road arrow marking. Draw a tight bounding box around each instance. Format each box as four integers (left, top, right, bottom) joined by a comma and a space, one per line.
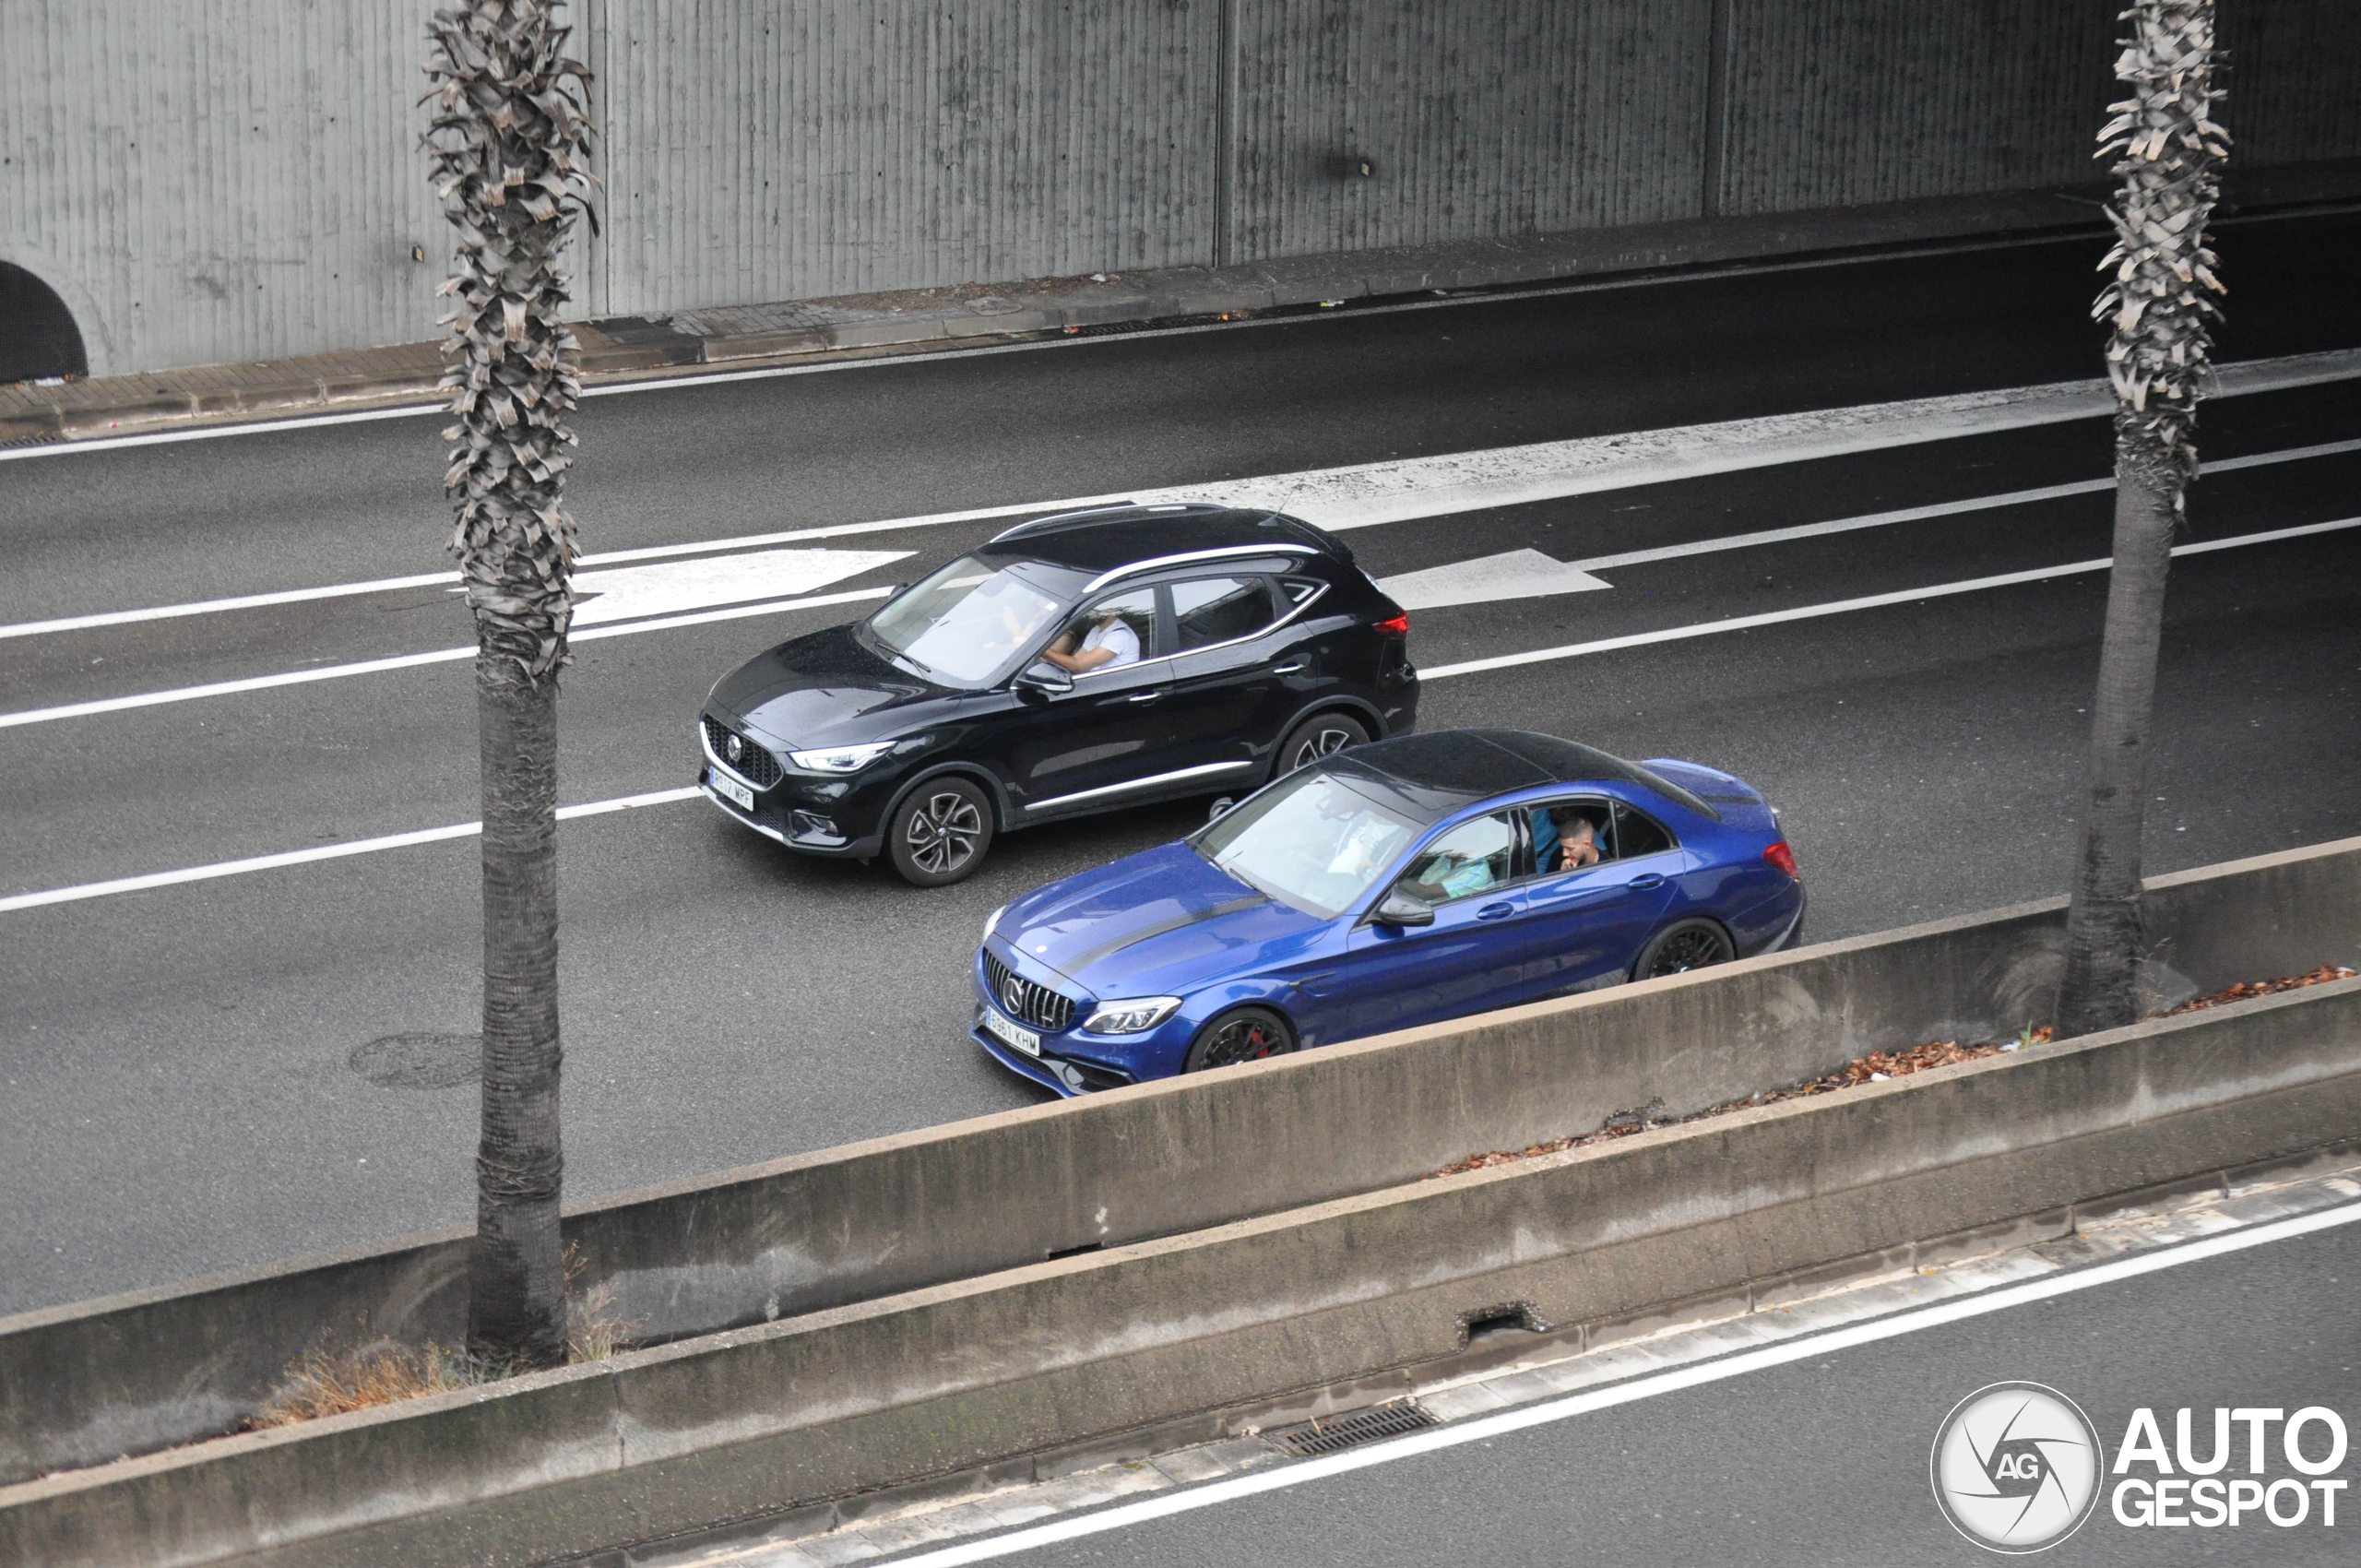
1376, 549, 1614, 610
567, 546, 910, 624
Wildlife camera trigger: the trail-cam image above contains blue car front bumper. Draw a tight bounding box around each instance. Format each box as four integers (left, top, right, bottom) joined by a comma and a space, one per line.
970, 944, 1199, 1095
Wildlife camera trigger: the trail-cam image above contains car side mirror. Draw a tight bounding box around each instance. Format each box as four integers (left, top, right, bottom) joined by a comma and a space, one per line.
1370, 890, 1435, 929
1013, 660, 1073, 697
1206, 796, 1235, 823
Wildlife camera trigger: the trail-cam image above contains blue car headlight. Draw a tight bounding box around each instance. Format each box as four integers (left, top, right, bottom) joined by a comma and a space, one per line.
1081, 997, 1183, 1035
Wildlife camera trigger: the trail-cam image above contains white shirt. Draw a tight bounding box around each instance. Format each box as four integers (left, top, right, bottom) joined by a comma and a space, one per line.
1079, 617, 1141, 667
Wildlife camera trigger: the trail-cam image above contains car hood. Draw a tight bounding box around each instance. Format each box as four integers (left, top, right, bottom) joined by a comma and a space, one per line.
707, 624, 951, 747
998, 843, 1327, 996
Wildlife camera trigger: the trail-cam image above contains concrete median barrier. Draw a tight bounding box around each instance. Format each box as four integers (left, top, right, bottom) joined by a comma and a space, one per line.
3, 837, 2355, 1564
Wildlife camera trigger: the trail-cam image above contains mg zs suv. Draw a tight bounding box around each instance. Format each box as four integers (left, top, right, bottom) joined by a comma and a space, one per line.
696, 503, 1418, 885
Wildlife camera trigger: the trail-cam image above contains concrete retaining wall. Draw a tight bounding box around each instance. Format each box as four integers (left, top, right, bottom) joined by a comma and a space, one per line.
6, 969, 2358, 1567
4, 836, 2355, 1490
9, 1, 2361, 375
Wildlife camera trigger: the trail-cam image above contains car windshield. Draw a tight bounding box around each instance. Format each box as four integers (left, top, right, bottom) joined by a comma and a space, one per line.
1192, 768, 1419, 919
863, 554, 1066, 688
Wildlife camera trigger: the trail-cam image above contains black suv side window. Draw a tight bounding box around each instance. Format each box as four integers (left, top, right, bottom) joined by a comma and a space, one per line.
1170, 576, 1280, 650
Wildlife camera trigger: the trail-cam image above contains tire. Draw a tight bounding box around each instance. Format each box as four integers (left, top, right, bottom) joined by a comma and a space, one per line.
1631, 918, 1736, 981
885, 777, 994, 886
1181, 1006, 1296, 1073
1275, 711, 1370, 777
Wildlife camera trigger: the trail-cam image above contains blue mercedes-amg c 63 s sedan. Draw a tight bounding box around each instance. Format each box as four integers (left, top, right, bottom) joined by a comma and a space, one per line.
970, 728, 1805, 1095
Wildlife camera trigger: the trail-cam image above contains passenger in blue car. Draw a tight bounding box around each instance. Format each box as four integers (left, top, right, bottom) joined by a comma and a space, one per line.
1530, 805, 1604, 874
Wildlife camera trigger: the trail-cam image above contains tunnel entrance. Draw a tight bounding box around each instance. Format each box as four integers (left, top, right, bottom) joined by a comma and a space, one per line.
0, 264, 89, 382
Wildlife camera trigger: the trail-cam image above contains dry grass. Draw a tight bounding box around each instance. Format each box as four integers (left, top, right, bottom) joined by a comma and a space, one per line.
245, 1245, 637, 1431
246, 1341, 471, 1429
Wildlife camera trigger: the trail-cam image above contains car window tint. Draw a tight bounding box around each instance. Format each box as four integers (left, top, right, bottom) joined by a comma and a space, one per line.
1058, 587, 1157, 671
1396, 812, 1516, 905
1172, 575, 1277, 649
866, 554, 1064, 687
1614, 801, 1676, 859
1526, 797, 1613, 875
1280, 577, 1323, 606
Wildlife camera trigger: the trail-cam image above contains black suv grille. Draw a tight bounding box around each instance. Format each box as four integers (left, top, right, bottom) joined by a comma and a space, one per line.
703, 717, 782, 789
982, 949, 1077, 1033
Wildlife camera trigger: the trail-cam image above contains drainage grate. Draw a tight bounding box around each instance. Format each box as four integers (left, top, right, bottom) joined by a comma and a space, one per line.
1266, 1400, 1439, 1457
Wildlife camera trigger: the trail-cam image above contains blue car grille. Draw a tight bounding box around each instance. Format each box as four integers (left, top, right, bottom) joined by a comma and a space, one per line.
982, 949, 1076, 1033
703, 716, 782, 789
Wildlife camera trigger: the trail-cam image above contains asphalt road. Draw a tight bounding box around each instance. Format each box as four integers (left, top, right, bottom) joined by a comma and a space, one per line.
997, 1217, 2361, 1567
4, 211, 2359, 1317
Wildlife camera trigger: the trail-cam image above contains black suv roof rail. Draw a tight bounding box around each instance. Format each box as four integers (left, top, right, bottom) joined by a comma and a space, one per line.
989, 500, 1227, 544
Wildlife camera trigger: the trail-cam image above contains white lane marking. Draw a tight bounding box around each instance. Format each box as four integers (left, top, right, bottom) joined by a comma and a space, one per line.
12, 517, 2349, 913
1377, 549, 1614, 610
0, 788, 702, 914
1559, 434, 2361, 573
7, 357, 2355, 642
1194, 350, 2361, 534
1420, 517, 2361, 681
881, 1200, 2361, 1568
0, 587, 892, 731
0, 571, 462, 641
569, 547, 911, 625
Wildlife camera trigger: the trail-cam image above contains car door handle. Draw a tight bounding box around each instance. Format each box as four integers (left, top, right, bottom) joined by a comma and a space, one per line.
1629, 873, 1666, 890
1476, 902, 1516, 921
1272, 659, 1309, 674
1126, 690, 1164, 704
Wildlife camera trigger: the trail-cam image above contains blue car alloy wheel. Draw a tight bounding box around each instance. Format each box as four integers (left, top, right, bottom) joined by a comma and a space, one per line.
971, 728, 1807, 1096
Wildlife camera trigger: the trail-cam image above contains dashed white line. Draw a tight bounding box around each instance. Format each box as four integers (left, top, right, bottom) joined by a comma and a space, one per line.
0, 788, 702, 914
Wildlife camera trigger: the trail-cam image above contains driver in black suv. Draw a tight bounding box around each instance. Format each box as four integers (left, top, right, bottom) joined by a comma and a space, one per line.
696, 502, 1418, 885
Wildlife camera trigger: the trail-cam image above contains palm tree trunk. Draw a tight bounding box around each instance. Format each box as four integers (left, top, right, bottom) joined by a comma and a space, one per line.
467, 656, 566, 1366
2056, 431, 2178, 1036
2055, 0, 2227, 1035
425, 0, 599, 1371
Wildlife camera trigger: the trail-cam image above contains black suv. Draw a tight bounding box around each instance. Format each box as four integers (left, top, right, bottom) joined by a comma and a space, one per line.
696, 503, 1418, 885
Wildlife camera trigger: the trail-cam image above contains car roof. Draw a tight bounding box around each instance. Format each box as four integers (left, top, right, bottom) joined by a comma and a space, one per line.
980, 504, 1353, 576
1326, 729, 1721, 824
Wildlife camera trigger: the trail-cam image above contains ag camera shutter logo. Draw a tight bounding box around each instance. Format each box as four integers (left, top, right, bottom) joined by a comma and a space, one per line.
1929, 1383, 2103, 1552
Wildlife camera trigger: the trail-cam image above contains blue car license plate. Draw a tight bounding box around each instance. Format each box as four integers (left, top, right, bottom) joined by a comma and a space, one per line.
983, 1008, 1039, 1055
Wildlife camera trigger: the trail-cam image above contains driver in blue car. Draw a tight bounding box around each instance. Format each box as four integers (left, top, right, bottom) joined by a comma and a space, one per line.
1040, 605, 1141, 674
1530, 806, 1603, 873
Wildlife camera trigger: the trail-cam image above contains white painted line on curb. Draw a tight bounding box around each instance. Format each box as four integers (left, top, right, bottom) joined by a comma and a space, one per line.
1420, 517, 2361, 681
0, 587, 893, 731
6, 360, 2355, 642
878, 1199, 2361, 1568
0, 788, 702, 914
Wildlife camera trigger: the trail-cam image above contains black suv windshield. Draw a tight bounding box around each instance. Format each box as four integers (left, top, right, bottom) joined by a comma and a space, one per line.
863, 554, 1067, 688
1193, 768, 1418, 918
